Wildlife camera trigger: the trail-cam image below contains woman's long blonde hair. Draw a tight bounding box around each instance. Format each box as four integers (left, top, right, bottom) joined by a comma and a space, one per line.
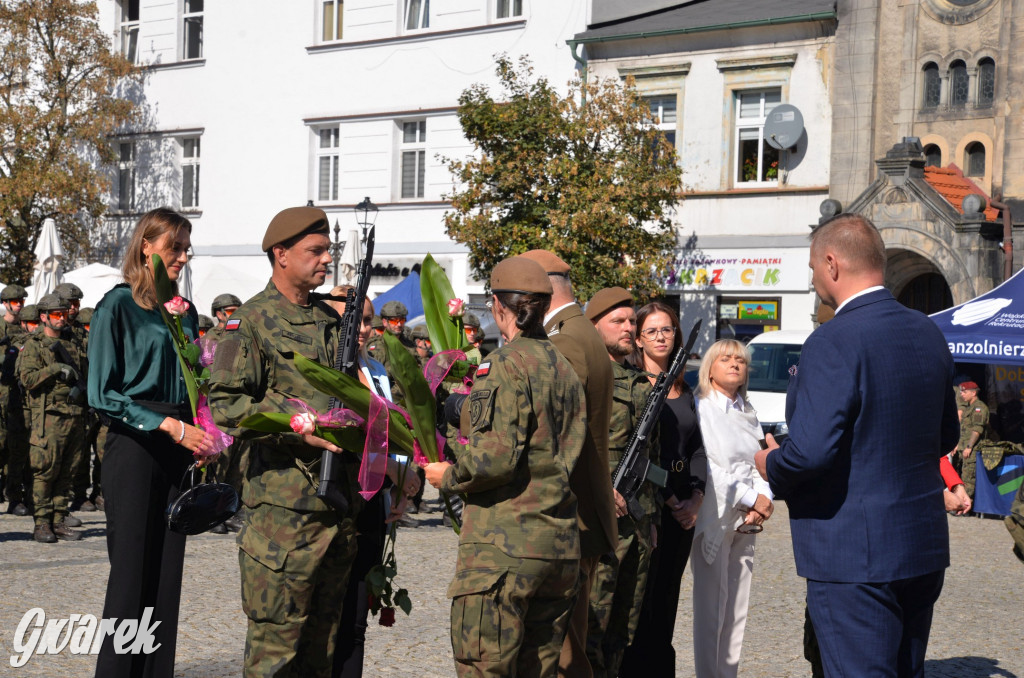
122, 208, 192, 310
697, 339, 751, 398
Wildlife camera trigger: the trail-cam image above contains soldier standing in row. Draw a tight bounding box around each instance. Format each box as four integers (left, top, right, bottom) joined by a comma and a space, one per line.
367, 300, 416, 406
211, 293, 242, 332
209, 206, 361, 677
198, 314, 215, 336
424, 256, 586, 677
55, 282, 94, 513
463, 313, 488, 357
954, 381, 990, 499
412, 324, 432, 366
76, 306, 105, 511
1, 284, 31, 515
585, 287, 659, 677
19, 294, 88, 543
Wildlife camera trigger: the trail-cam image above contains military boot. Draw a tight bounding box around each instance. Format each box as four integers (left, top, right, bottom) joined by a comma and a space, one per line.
33, 523, 57, 544
63, 514, 83, 527
52, 520, 83, 541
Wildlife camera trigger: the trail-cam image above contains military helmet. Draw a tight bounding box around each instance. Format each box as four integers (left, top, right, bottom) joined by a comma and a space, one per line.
464, 312, 481, 329
54, 282, 84, 300
21, 304, 38, 323
37, 293, 69, 313
1, 284, 27, 301
78, 307, 94, 325
371, 315, 383, 329
411, 325, 430, 341
198, 314, 215, 331
380, 300, 408, 318
211, 293, 243, 313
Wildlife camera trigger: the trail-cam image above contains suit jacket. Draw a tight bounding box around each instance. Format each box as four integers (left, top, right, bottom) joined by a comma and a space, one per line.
546, 304, 617, 558
766, 289, 960, 583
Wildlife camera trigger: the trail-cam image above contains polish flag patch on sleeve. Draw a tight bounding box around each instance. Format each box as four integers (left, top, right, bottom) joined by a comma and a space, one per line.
476, 361, 491, 378
225, 318, 242, 331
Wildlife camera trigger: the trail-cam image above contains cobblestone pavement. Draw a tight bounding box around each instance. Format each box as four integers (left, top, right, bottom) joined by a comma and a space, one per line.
1, 488, 1020, 677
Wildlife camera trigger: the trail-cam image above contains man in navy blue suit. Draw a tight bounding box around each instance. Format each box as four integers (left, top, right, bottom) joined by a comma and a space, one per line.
755, 214, 960, 678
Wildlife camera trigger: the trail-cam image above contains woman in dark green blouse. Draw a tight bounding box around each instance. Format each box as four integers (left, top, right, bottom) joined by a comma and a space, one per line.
87, 207, 209, 678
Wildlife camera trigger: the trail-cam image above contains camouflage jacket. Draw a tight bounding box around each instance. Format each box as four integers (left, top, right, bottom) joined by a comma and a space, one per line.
208, 280, 355, 512
0, 316, 25, 386
609, 360, 659, 518
366, 328, 416, 406
958, 399, 990, 451
18, 331, 88, 419
442, 333, 586, 560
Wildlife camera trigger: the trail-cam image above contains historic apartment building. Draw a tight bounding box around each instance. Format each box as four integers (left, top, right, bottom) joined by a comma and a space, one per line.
94, 0, 588, 314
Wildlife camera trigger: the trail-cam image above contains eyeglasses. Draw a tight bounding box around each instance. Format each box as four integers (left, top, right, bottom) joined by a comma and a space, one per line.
640, 326, 675, 339
384, 317, 405, 326
47, 311, 68, 320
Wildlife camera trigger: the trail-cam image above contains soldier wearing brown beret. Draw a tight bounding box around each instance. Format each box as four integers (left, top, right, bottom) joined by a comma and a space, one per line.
520, 249, 618, 678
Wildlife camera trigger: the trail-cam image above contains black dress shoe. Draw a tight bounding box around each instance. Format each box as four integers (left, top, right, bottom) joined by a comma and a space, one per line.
209, 522, 228, 534
94, 496, 105, 512
53, 520, 83, 541
79, 499, 97, 512
33, 523, 57, 544
224, 515, 244, 533
7, 502, 30, 517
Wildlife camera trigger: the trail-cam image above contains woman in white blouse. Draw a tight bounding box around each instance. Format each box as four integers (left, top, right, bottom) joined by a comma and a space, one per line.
691, 339, 774, 678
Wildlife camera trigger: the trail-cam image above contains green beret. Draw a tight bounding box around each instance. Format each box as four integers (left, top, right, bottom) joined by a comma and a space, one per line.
520, 249, 571, 276
54, 282, 84, 300
77, 307, 94, 324
411, 325, 430, 340
380, 301, 408, 318
211, 293, 243, 313
198, 314, 215, 330
585, 287, 634, 321
491, 256, 552, 295
464, 313, 481, 328
37, 293, 69, 312
262, 206, 329, 252
1, 284, 27, 301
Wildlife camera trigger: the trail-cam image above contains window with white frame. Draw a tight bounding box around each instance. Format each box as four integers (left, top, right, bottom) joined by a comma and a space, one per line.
404, 0, 429, 31
735, 88, 781, 185
119, 0, 139, 63
496, 0, 522, 19
181, 137, 200, 208
117, 141, 136, 212
322, 0, 344, 41
400, 120, 426, 199
317, 128, 340, 203
183, 0, 203, 60
643, 94, 678, 149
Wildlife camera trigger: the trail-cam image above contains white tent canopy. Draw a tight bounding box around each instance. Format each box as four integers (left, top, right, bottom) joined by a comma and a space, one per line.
185, 256, 269, 319
29, 218, 64, 303
26, 262, 124, 309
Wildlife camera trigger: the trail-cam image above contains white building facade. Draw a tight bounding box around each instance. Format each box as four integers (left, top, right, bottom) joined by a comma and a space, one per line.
94, 0, 589, 316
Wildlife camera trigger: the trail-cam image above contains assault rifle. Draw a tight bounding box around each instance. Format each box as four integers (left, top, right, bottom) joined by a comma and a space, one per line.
316, 226, 376, 513
51, 339, 87, 402
612, 319, 702, 521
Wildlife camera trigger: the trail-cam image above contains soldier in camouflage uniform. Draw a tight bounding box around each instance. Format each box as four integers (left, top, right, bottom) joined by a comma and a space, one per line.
1006, 478, 1024, 562
366, 300, 416, 406
211, 293, 242, 331
1, 284, 31, 515
955, 381, 990, 498
19, 294, 88, 543
76, 306, 106, 510
584, 287, 660, 677
411, 324, 432, 366
198, 314, 215, 336
424, 256, 585, 678
55, 282, 95, 512
208, 206, 359, 678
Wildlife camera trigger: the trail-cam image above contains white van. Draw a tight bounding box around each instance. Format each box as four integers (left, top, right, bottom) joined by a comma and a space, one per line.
745, 329, 812, 440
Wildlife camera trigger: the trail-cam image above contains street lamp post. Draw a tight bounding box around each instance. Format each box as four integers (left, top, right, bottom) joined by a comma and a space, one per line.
353, 196, 379, 246
331, 218, 346, 287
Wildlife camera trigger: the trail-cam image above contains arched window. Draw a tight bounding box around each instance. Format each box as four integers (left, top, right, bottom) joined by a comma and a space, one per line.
924, 144, 941, 167
977, 57, 995, 107
950, 60, 969, 107
922, 62, 940, 108
965, 142, 985, 177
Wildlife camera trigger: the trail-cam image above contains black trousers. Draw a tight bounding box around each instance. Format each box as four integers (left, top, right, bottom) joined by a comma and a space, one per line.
333, 491, 388, 678
619, 504, 696, 678
95, 415, 191, 678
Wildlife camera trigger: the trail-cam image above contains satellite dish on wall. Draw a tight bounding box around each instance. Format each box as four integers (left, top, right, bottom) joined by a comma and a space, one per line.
764, 104, 804, 150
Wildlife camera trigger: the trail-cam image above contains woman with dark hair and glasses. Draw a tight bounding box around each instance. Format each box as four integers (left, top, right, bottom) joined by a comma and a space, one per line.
87, 207, 213, 678
621, 301, 706, 677
424, 256, 586, 677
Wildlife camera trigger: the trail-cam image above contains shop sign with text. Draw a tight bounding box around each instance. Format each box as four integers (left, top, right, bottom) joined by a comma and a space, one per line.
663, 248, 810, 292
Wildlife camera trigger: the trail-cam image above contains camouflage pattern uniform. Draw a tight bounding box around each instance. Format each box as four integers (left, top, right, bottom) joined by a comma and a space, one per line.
208, 280, 359, 678
440, 334, 585, 677
1005, 477, 1024, 563
203, 322, 250, 498
366, 327, 416, 406
0, 314, 30, 509
956, 398, 990, 497
19, 329, 88, 530
587, 361, 658, 677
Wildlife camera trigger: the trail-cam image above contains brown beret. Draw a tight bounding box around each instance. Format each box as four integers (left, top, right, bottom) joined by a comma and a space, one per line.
261, 206, 329, 252
520, 249, 571, 276
491, 256, 553, 295
585, 286, 634, 321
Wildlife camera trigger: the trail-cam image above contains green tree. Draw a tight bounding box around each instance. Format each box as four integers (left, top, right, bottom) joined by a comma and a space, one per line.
0, 0, 137, 285
443, 55, 682, 301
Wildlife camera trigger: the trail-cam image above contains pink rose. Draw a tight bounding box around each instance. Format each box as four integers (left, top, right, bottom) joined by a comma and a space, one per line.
447, 298, 465, 317
290, 412, 316, 435
164, 296, 190, 316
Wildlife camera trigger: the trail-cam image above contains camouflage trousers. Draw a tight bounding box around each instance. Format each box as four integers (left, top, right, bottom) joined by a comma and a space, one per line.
586, 515, 653, 678
958, 450, 977, 497
0, 386, 30, 504
237, 503, 357, 678
213, 438, 251, 496
29, 413, 84, 526
1005, 480, 1024, 563
448, 543, 579, 678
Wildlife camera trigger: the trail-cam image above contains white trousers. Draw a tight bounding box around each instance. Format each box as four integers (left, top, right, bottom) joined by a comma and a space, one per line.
691, 529, 756, 678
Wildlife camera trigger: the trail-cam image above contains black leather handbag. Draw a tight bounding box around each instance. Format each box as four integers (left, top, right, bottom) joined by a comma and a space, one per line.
166, 463, 240, 535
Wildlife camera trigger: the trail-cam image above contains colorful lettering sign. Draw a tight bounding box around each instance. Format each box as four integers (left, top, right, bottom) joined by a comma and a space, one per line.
663, 249, 810, 292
